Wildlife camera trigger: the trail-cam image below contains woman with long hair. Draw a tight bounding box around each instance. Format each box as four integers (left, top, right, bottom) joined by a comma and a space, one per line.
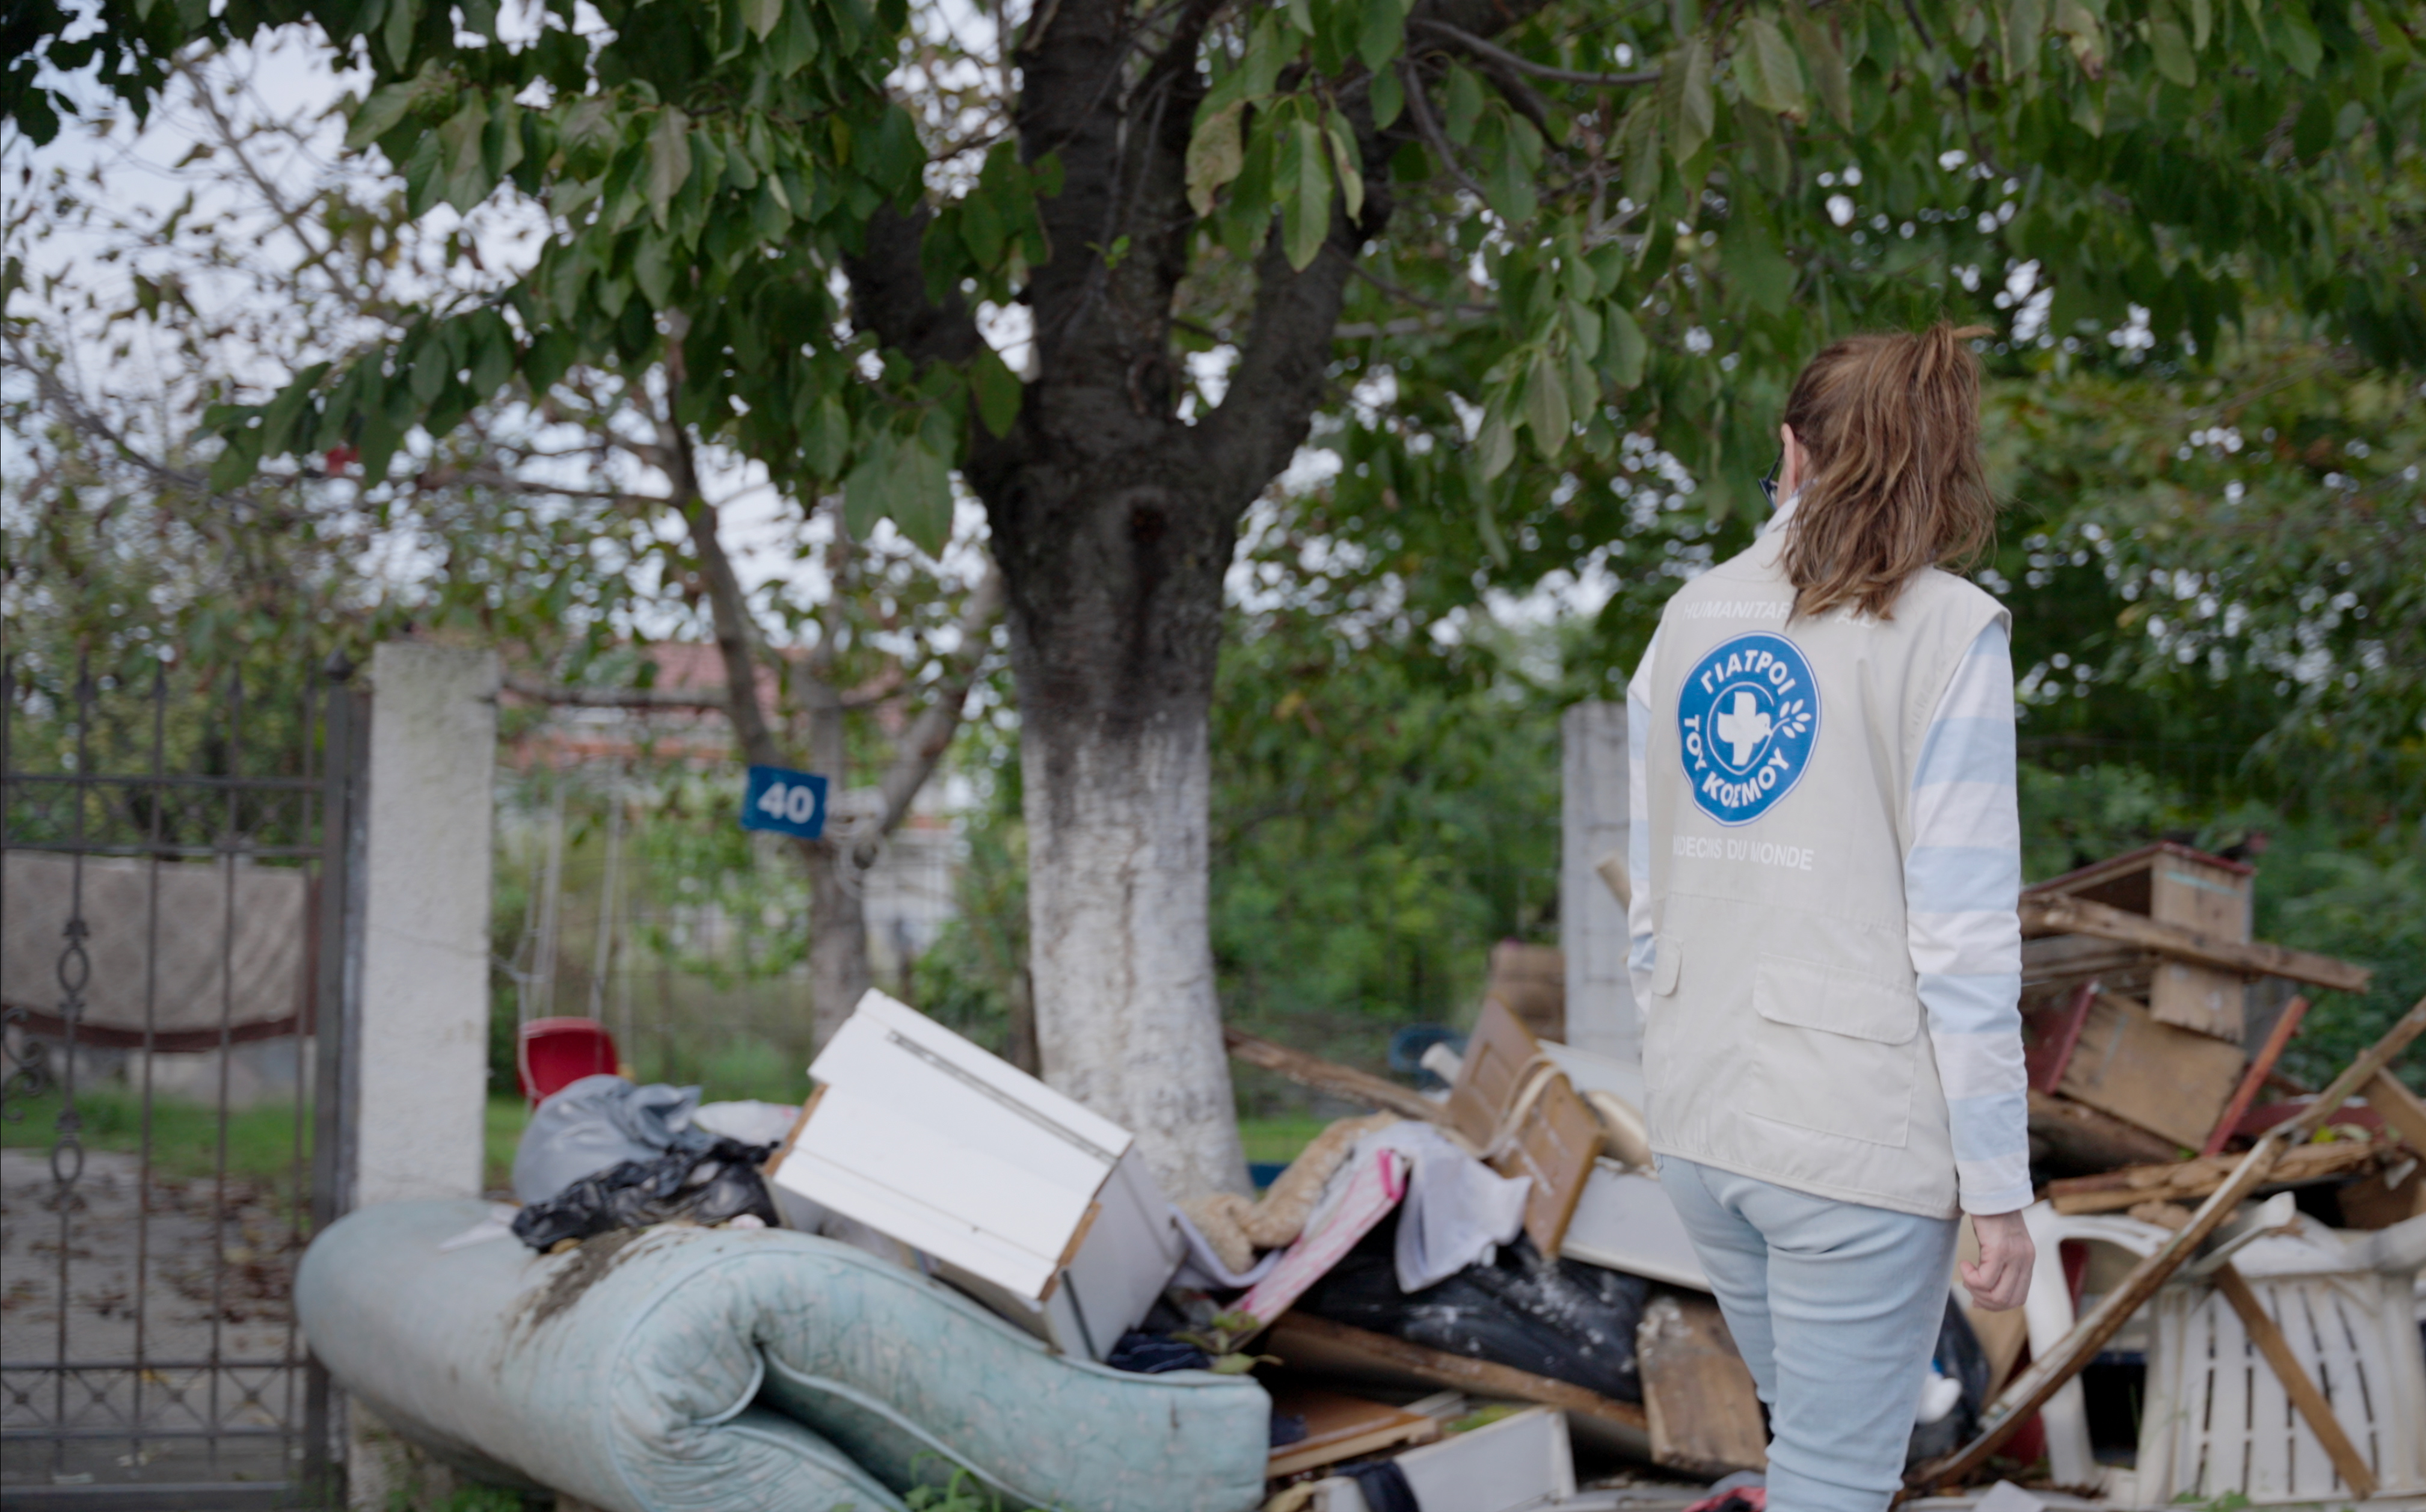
1624, 324, 2034, 1510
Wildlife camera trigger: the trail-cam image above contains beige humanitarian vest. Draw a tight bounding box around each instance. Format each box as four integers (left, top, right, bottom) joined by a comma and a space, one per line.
1641, 524, 2006, 1219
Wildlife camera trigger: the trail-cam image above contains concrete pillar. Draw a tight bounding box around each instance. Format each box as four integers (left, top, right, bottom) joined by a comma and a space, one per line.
354, 642, 499, 1207
1561, 701, 1639, 1064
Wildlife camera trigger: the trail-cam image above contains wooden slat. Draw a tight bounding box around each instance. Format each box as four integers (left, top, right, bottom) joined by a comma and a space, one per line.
1638, 1295, 1766, 1477
2211, 1264, 2378, 1498
2202, 995, 2309, 1157
2019, 895, 2371, 994
2027, 1090, 2180, 1172
2050, 990, 2246, 1148
1264, 1313, 1651, 1443
2047, 1139, 2383, 1215
1223, 1028, 1451, 1126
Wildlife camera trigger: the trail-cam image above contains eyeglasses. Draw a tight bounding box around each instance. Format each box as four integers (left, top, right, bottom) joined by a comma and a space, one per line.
1759, 452, 1781, 509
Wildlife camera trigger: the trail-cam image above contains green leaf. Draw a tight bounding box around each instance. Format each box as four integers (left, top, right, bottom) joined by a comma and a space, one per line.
1357, 0, 1408, 72
1605, 305, 1647, 388
1523, 347, 1570, 456
346, 79, 423, 150
891, 438, 954, 558
1787, 10, 1853, 128
2052, 0, 2104, 76
2273, 3, 2321, 75
1618, 97, 1663, 204
962, 188, 1007, 266
1186, 102, 1246, 218
2001, 0, 2046, 78
209, 425, 264, 493
2150, 14, 2196, 85
804, 395, 850, 478
1722, 214, 1793, 313
1325, 109, 1365, 222
1476, 411, 1515, 482
1733, 15, 1806, 117
1662, 38, 1715, 165
259, 365, 328, 454
2185, 0, 2211, 51
648, 107, 693, 223
843, 433, 893, 540
1279, 118, 1331, 272
1445, 65, 1485, 145
382, 0, 416, 68
633, 231, 675, 307
971, 346, 1023, 438
744, 0, 782, 40
1288, 0, 1313, 35
1370, 66, 1405, 129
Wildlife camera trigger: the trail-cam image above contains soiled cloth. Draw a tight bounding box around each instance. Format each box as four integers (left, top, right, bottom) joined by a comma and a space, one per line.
1363, 1122, 1529, 1291
1181, 1113, 1396, 1274
298, 1199, 1270, 1512
512, 1075, 713, 1205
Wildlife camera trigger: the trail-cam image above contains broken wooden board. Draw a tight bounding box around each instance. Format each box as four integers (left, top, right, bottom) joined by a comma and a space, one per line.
1264, 1383, 1441, 1480
1223, 1027, 1451, 1127
1263, 1313, 1652, 1463
2052, 989, 2246, 1148
1636, 1294, 1767, 1477
2018, 893, 2369, 995
1485, 941, 1567, 1043
2028, 842, 2253, 1039
1447, 998, 1601, 1254
2046, 1137, 2389, 1214
2027, 1089, 2181, 1172
2363, 1068, 2426, 1153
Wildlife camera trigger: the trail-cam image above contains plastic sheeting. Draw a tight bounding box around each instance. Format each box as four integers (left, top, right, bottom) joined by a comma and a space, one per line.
298, 1199, 1271, 1512
512, 1075, 713, 1205
1362, 1122, 1530, 1291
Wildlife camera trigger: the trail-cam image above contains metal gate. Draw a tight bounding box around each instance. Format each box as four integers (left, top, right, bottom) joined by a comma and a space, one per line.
2, 657, 361, 1510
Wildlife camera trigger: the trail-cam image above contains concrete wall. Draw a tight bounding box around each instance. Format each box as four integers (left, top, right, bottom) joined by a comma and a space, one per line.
354, 642, 499, 1208
1561, 700, 1639, 1064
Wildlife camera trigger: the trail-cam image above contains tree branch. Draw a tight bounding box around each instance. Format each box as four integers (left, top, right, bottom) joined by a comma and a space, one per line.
1408, 18, 1661, 87
1396, 59, 1492, 203
873, 565, 1007, 843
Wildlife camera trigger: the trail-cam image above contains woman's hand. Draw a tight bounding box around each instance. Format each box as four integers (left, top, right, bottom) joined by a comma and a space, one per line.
1962, 1211, 2034, 1311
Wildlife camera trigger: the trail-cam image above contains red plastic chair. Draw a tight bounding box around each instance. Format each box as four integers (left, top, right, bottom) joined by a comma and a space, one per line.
518, 1017, 623, 1105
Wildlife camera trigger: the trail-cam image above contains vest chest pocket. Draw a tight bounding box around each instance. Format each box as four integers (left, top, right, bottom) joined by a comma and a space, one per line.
1741, 954, 1920, 1149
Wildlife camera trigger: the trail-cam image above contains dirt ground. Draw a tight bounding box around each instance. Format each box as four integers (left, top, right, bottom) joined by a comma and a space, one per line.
0, 1146, 310, 1492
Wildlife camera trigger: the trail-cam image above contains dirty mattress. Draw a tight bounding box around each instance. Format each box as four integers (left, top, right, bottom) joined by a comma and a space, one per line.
296, 1199, 1270, 1512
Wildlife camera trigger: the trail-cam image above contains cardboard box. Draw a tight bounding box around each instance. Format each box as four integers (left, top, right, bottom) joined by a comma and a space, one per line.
770, 990, 1185, 1360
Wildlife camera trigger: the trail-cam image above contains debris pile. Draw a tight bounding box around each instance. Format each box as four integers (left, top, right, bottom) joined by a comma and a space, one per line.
478, 839, 2422, 1510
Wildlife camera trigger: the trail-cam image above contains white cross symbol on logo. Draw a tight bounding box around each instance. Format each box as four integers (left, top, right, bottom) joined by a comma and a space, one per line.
1715, 689, 1773, 768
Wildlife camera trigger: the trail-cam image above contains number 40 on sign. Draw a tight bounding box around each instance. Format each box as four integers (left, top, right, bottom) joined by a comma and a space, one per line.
742, 765, 829, 840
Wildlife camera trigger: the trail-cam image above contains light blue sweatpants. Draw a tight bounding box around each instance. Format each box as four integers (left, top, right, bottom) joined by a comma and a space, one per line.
1656, 1156, 1959, 1512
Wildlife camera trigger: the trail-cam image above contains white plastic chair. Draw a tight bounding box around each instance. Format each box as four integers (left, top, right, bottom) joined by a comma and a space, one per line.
2017, 1202, 2173, 1490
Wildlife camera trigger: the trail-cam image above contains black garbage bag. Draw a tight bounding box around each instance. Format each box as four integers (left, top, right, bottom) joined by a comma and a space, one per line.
511, 1137, 779, 1251
1292, 1211, 1650, 1403
1904, 1294, 1991, 1464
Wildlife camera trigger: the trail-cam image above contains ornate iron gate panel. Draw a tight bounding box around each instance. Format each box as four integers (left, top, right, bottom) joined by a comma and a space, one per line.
2, 659, 359, 1510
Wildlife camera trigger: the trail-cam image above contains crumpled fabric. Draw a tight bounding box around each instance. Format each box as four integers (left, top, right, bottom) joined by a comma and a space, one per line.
512, 1074, 714, 1205
510, 1137, 779, 1250
1178, 1113, 1396, 1275
1362, 1121, 1531, 1291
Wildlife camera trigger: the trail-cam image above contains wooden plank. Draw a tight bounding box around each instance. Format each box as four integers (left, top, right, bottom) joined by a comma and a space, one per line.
1448, 998, 1540, 1149
1264, 1384, 1441, 1479
1911, 995, 2426, 1488
2363, 1068, 2426, 1154
2021, 979, 2098, 1095
2202, 995, 2308, 1157
1499, 1071, 1600, 1255
1636, 1295, 1766, 1477
2046, 1139, 2383, 1214
1263, 1313, 1652, 1454
2210, 1264, 2378, 1498
2028, 1089, 2181, 1170
1486, 941, 1567, 1043
2052, 991, 2246, 1148
2018, 894, 2371, 994
1223, 1027, 1451, 1127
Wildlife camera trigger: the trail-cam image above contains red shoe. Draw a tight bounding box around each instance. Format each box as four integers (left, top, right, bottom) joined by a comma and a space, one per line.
1681, 1484, 1766, 1512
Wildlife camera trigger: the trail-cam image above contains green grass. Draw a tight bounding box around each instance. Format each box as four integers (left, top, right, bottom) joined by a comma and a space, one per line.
484, 1094, 528, 1194
1, 1083, 312, 1189
1238, 1113, 1331, 1167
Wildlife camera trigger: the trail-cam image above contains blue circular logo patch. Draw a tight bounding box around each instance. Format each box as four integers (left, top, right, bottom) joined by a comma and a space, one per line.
1677, 632, 1821, 826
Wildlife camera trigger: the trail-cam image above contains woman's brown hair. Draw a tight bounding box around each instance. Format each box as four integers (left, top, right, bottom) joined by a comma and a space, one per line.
1778, 322, 1995, 621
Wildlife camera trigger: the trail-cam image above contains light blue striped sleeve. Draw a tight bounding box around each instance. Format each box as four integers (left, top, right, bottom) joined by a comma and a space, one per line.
1908, 621, 2033, 1215
1626, 627, 1662, 1010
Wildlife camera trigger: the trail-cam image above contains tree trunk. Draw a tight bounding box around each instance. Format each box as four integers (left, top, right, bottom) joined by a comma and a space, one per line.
992, 461, 1253, 1199
806, 843, 873, 1049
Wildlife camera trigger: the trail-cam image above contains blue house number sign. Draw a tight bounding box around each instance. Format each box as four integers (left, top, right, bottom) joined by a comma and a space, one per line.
742, 765, 829, 840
